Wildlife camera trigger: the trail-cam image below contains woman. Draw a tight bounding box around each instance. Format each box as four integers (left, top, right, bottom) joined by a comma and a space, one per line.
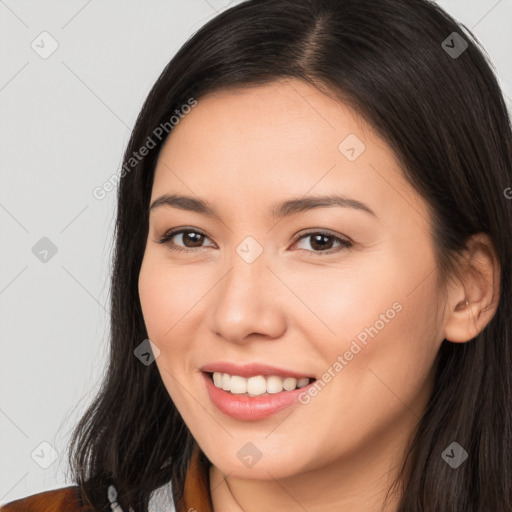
2, 0, 511, 510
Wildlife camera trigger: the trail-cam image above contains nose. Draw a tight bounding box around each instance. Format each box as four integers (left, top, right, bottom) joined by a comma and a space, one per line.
208, 245, 287, 344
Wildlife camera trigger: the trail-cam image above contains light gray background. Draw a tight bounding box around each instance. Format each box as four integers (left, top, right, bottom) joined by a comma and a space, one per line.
1, 0, 511, 504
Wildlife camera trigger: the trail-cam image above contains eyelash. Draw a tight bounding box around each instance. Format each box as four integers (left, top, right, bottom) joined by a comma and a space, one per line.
156, 228, 353, 256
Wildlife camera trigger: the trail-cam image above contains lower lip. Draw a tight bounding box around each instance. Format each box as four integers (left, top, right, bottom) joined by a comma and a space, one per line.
201, 371, 317, 421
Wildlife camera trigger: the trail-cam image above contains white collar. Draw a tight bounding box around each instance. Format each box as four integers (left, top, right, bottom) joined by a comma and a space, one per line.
107, 480, 176, 512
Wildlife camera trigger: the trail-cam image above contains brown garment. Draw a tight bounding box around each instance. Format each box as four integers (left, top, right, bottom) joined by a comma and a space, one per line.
179, 446, 214, 512
0, 446, 213, 512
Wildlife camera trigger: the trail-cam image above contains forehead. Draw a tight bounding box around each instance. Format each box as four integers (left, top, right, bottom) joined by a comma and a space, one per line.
152, 79, 430, 229
162, 80, 372, 154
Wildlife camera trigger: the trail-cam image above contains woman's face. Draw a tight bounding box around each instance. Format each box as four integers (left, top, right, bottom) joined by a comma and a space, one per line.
138, 79, 446, 481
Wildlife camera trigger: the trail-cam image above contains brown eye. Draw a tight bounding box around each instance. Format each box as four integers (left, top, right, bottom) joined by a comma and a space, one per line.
158, 229, 214, 252
292, 231, 352, 255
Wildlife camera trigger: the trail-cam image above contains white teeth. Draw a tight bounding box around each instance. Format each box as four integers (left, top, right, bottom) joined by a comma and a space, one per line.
230, 375, 247, 394
221, 373, 231, 391
297, 377, 310, 388
266, 376, 283, 394
213, 372, 223, 387
211, 372, 313, 396
282, 377, 297, 391
247, 375, 267, 395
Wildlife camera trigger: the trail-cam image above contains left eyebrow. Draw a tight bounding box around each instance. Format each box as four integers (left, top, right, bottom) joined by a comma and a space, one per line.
270, 194, 377, 219
149, 193, 377, 219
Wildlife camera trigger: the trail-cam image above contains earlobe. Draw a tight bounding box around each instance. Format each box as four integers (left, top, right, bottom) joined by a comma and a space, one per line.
443, 233, 501, 343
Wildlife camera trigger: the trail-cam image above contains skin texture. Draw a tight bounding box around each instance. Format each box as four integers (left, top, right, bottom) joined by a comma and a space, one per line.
138, 79, 500, 511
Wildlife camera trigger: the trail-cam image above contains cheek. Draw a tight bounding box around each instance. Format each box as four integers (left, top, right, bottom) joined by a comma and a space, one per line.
295, 250, 441, 403
328, 275, 440, 415
138, 256, 202, 343
138, 259, 168, 339
291, 283, 440, 463
138, 258, 198, 408
286, 259, 403, 357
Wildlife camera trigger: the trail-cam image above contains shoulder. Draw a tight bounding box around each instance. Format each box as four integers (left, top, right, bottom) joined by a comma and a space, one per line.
0, 485, 91, 512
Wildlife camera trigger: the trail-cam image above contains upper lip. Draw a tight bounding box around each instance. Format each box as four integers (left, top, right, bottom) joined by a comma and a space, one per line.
201, 362, 315, 379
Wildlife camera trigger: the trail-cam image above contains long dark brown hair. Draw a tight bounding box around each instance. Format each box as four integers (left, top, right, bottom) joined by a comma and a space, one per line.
67, 0, 512, 510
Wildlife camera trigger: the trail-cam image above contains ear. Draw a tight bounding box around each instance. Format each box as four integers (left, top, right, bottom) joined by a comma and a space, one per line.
443, 233, 501, 343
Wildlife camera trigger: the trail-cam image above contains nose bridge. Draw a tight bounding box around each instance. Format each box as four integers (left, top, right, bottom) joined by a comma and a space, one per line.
222, 232, 270, 292
209, 235, 286, 341
219, 236, 271, 313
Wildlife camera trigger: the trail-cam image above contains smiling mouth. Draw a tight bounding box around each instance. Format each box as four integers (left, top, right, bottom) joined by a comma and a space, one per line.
204, 371, 316, 397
